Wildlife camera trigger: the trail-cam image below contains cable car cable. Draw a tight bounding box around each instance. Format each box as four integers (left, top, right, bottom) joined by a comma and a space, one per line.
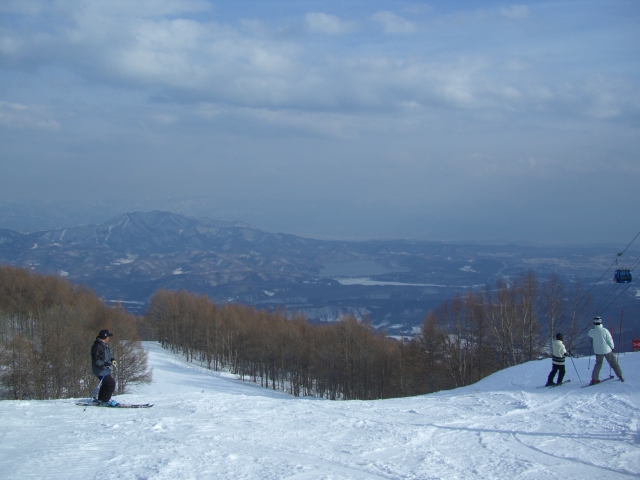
577, 228, 640, 323
588, 259, 638, 317
600, 280, 635, 315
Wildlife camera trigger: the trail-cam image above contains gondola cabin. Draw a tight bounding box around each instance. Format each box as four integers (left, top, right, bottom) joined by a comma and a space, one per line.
614, 268, 632, 283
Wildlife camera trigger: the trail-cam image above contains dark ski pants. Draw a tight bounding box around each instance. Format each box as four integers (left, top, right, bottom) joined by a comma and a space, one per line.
547, 364, 565, 385
97, 374, 116, 402
592, 352, 623, 381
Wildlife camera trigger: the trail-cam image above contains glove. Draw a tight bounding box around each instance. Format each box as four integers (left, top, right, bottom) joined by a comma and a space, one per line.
110, 359, 117, 368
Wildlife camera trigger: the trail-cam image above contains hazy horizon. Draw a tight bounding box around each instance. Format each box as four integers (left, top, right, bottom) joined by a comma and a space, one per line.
0, 200, 630, 248
1, 1, 638, 245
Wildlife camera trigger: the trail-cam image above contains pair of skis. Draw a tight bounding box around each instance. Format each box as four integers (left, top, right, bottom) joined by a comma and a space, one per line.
77, 399, 153, 408
580, 375, 616, 388
539, 375, 622, 389
537, 379, 571, 389
82, 367, 152, 408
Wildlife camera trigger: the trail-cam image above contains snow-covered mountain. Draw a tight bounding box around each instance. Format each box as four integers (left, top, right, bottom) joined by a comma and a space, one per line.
1, 343, 638, 479
0, 210, 631, 335
34, 210, 319, 255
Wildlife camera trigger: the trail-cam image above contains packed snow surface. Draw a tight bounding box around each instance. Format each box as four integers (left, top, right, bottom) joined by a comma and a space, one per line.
1, 343, 639, 479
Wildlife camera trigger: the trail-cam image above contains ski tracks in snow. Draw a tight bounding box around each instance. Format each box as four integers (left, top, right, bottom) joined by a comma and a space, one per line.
1, 345, 640, 479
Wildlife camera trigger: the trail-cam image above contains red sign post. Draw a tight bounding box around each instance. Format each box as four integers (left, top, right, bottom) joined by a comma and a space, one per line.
633, 339, 640, 351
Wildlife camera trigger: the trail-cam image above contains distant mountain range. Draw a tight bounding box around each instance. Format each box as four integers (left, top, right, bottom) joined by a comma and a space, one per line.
0, 211, 635, 335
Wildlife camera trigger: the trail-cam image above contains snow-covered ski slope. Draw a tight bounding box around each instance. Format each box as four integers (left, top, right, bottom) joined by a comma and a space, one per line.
1, 343, 639, 479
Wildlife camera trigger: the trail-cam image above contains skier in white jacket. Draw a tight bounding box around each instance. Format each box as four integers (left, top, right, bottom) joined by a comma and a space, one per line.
545, 333, 569, 386
587, 317, 624, 384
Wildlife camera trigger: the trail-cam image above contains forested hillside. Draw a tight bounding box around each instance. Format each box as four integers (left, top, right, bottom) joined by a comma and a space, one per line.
144, 270, 592, 399
0, 264, 595, 401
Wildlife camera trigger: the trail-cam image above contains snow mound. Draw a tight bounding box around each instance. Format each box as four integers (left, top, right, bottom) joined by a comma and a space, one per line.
1, 342, 638, 479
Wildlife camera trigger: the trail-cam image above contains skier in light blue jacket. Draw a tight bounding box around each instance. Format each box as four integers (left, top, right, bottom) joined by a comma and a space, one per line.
587, 317, 624, 384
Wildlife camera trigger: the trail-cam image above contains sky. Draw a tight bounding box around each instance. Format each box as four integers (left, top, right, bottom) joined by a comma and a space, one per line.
0, 0, 639, 244
1, 342, 639, 479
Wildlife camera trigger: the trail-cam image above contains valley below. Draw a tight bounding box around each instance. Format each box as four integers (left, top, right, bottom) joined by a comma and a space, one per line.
0, 210, 638, 337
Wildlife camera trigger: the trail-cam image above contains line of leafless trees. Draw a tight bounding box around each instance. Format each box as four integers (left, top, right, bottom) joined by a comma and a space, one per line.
144, 270, 591, 399
0, 263, 589, 401
0, 266, 151, 400
144, 289, 424, 399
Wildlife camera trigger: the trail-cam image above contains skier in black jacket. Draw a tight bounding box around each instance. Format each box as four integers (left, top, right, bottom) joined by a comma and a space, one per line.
91, 329, 119, 407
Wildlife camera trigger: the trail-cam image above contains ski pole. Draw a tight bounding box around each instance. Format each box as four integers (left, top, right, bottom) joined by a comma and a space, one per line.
617, 310, 623, 362
608, 319, 613, 377
84, 367, 110, 411
569, 355, 581, 384
588, 342, 592, 370
112, 362, 117, 396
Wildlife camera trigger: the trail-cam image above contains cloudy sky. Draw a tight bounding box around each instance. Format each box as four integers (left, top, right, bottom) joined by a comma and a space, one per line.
0, 0, 638, 244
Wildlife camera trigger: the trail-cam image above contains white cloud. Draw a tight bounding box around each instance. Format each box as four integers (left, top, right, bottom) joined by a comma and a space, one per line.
239, 19, 270, 37
371, 11, 417, 34
579, 75, 640, 120
304, 12, 355, 35
0, 101, 60, 130
499, 5, 530, 20
0, 35, 24, 56
1, 2, 634, 134
0, 0, 635, 124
